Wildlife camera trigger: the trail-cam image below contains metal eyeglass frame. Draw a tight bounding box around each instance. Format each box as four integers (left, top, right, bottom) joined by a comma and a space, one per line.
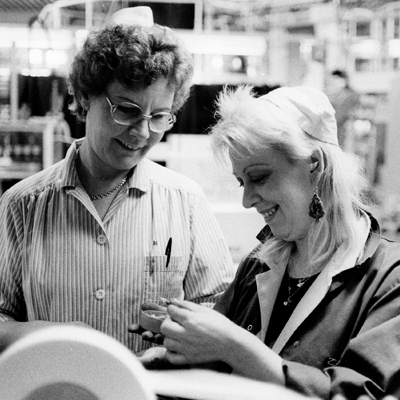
104, 94, 176, 133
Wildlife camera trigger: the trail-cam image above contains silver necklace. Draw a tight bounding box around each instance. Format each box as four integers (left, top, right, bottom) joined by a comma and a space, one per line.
75, 148, 128, 201
283, 276, 311, 307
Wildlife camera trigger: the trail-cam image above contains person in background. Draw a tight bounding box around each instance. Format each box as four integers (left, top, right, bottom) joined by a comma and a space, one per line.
0, 6, 234, 355
325, 69, 359, 148
136, 86, 400, 399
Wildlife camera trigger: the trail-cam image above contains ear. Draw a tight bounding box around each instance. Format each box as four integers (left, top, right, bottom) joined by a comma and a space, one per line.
77, 93, 90, 111
309, 149, 324, 178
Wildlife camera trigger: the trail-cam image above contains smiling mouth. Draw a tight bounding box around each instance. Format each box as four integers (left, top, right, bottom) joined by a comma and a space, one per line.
118, 140, 142, 151
261, 205, 279, 219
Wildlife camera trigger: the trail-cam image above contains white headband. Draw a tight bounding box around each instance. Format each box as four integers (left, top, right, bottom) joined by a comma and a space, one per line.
261, 86, 339, 146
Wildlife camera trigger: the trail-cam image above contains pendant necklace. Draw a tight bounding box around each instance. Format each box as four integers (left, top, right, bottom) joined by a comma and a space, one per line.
75, 147, 128, 201
283, 276, 311, 307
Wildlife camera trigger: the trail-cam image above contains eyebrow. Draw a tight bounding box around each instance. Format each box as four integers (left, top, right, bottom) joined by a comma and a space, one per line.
243, 164, 271, 174
108, 93, 172, 114
107, 92, 138, 106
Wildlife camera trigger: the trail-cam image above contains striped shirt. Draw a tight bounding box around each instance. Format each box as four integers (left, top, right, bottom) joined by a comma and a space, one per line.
0, 139, 235, 353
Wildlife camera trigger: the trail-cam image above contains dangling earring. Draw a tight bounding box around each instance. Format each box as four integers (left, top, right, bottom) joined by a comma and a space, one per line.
309, 187, 325, 222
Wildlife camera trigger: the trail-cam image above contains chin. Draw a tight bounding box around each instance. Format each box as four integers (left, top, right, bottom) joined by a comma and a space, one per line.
121, 153, 145, 169
269, 227, 292, 242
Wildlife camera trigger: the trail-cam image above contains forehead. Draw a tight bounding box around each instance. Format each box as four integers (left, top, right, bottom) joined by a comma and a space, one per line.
107, 78, 173, 96
230, 147, 288, 175
105, 78, 175, 110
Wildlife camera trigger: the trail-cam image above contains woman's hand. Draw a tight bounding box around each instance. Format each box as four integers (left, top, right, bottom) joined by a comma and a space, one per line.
161, 299, 239, 365
155, 299, 285, 385
332, 395, 398, 400
137, 346, 169, 369
128, 302, 167, 344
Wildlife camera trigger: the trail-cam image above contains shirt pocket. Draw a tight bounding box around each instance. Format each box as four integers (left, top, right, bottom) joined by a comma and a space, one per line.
142, 255, 184, 303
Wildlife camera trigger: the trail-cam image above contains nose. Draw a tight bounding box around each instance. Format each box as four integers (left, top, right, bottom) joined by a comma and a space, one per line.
128, 119, 150, 139
242, 184, 258, 209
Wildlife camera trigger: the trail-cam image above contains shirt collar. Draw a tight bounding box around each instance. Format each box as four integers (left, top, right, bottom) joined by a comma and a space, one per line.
60, 139, 152, 194
59, 139, 82, 189
126, 158, 151, 193
256, 225, 272, 244
357, 211, 381, 264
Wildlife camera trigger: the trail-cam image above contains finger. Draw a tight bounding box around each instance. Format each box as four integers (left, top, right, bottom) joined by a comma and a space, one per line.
168, 299, 204, 312
128, 323, 163, 343
140, 356, 173, 370
163, 337, 181, 353
153, 333, 165, 345
160, 316, 186, 338
141, 303, 167, 312
166, 304, 193, 325
128, 323, 145, 334
331, 395, 347, 400
138, 347, 169, 369
165, 349, 188, 365
142, 331, 156, 341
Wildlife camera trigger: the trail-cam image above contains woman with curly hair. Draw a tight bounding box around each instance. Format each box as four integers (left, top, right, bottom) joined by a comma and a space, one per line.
0, 7, 234, 355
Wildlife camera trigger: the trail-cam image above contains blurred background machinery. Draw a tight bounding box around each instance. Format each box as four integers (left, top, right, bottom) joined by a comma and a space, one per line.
1, 0, 400, 254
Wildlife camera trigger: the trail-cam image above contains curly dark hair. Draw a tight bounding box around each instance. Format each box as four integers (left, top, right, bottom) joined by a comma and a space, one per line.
68, 24, 193, 121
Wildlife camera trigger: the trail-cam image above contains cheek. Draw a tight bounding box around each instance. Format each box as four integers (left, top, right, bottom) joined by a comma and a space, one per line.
148, 133, 164, 146
86, 111, 113, 137
291, 193, 313, 232
280, 181, 312, 214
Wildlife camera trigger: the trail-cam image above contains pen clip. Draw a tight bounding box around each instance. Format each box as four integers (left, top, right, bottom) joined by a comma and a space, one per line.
165, 237, 172, 269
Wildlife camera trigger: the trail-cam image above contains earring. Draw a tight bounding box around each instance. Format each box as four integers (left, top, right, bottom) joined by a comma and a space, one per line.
309, 187, 325, 222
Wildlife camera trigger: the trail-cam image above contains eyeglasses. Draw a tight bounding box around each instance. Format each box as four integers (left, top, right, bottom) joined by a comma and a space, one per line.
105, 94, 176, 133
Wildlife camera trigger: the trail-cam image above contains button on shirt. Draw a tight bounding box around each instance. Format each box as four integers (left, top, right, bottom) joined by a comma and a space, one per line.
95, 289, 106, 300
0, 139, 235, 353
96, 235, 107, 245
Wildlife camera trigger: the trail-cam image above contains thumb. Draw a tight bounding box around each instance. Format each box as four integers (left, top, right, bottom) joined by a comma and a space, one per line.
128, 323, 143, 334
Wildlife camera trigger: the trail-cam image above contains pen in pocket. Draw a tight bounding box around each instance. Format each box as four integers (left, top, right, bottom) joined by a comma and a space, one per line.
165, 237, 172, 268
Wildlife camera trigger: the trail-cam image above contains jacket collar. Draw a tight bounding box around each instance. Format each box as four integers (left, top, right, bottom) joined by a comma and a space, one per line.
256, 213, 378, 353
255, 211, 380, 269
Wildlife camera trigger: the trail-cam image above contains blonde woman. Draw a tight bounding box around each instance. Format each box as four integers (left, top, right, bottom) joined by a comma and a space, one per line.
138, 86, 400, 400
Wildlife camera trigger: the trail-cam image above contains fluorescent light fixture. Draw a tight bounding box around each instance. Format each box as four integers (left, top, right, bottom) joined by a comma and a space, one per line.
29, 49, 43, 65
388, 39, 400, 57
20, 68, 52, 77
351, 39, 380, 56
46, 49, 68, 67
0, 68, 11, 76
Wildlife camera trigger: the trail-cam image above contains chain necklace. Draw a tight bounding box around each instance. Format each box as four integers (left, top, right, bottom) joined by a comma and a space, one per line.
89, 176, 128, 200
283, 276, 312, 307
75, 148, 128, 201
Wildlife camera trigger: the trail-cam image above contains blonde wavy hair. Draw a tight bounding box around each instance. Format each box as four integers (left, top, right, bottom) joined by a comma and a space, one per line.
210, 85, 372, 268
